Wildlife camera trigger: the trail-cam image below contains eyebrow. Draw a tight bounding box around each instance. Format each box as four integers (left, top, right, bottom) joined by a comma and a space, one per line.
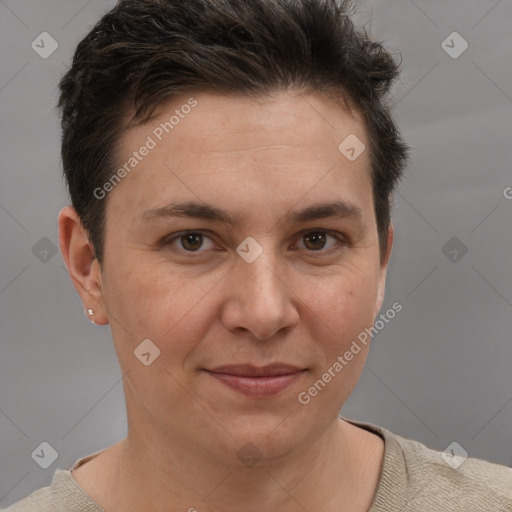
137, 199, 364, 226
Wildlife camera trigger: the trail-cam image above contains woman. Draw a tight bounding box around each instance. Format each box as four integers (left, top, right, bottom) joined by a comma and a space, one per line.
5, 0, 511, 510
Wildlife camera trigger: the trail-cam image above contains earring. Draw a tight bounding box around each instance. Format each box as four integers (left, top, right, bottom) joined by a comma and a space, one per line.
85, 308, 96, 324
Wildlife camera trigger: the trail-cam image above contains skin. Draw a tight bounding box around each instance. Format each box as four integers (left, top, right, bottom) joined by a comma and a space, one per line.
59, 90, 393, 512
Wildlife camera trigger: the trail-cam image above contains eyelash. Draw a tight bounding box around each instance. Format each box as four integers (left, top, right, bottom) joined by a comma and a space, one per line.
161, 229, 348, 256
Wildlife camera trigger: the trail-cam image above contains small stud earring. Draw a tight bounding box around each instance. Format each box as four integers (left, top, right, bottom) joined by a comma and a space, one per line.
85, 308, 96, 324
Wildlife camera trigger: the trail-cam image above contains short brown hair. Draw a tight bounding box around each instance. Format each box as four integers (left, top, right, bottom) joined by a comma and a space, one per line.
58, 0, 408, 264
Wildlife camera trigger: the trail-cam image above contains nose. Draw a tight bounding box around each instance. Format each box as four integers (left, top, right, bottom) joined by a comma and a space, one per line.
220, 247, 300, 340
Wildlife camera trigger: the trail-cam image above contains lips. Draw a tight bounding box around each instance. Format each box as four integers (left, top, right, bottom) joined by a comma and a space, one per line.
206, 363, 304, 377
203, 364, 306, 397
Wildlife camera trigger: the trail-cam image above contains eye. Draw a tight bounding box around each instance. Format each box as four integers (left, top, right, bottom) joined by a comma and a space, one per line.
161, 229, 347, 255
295, 230, 346, 252
163, 231, 216, 253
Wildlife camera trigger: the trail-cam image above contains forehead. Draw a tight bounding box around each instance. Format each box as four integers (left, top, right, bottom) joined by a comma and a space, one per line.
133, 91, 364, 152
109, 91, 372, 225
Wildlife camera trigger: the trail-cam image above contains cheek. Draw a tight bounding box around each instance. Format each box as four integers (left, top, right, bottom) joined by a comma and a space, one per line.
298, 270, 378, 396
104, 261, 221, 352
295, 276, 377, 411
298, 265, 379, 339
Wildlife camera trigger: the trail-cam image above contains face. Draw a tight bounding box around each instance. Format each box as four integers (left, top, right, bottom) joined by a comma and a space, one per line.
70, 91, 391, 465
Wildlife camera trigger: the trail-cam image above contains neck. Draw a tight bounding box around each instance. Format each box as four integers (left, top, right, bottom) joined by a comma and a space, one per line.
96, 417, 383, 512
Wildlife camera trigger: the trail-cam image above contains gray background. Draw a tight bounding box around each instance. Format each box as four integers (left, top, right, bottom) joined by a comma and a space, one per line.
1, 0, 511, 506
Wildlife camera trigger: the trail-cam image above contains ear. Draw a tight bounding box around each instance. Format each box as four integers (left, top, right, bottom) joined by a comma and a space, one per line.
58, 206, 109, 325
373, 223, 394, 318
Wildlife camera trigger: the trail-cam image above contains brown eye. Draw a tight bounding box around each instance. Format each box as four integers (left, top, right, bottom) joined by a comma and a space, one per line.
296, 230, 345, 253
303, 231, 327, 251
180, 232, 204, 251
164, 231, 216, 253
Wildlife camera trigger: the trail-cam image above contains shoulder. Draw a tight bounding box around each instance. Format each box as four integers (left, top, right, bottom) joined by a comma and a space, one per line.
384, 426, 512, 511
346, 418, 512, 512
396, 431, 511, 509
0, 484, 54, 512
1, 467, 104, 512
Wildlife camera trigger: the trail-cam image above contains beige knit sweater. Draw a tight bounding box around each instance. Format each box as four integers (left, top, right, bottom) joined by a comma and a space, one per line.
3, 419, 511, 511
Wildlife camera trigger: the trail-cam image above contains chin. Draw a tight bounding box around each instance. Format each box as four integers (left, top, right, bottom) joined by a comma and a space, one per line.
209, 416, 305, 466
